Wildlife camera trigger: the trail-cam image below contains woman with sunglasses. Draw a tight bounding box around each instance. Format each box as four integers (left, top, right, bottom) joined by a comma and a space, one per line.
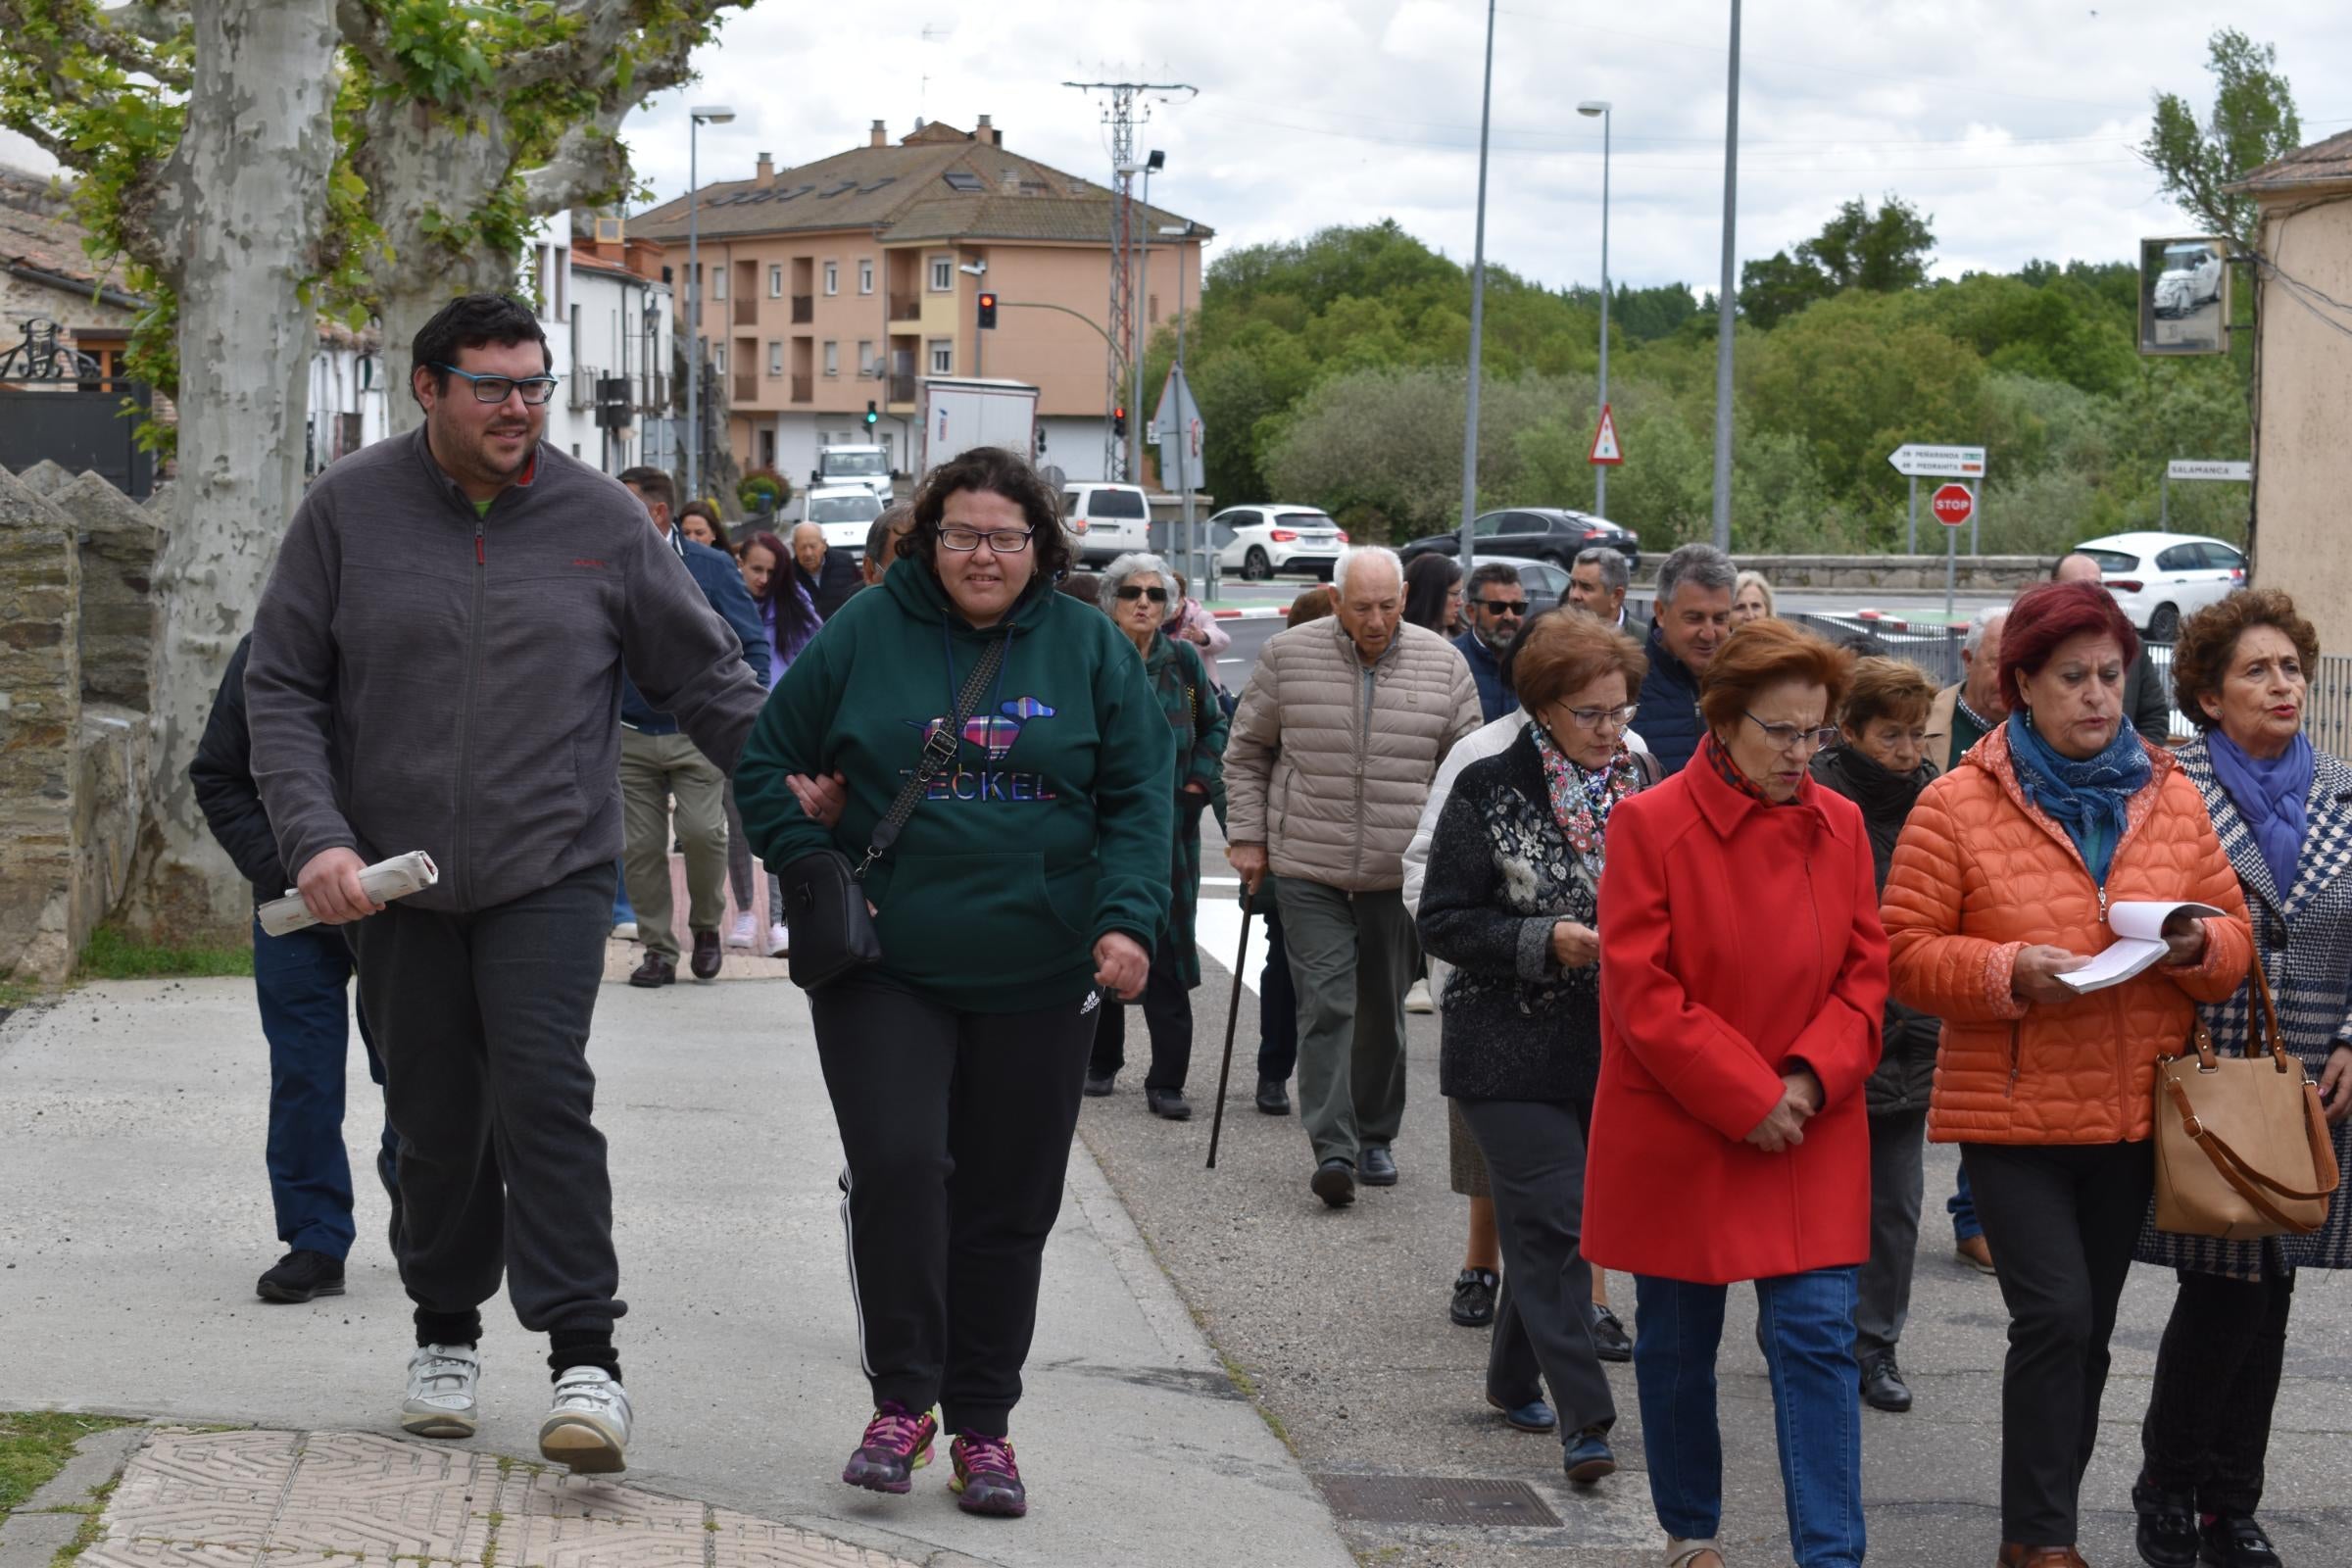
1083, 553, 1230, 1116
1586, 619, 1890, 1568
735, 446, 1173, 1519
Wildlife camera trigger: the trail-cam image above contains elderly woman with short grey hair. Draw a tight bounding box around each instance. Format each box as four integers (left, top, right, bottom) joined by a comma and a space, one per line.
1084, 552, 1230, 1117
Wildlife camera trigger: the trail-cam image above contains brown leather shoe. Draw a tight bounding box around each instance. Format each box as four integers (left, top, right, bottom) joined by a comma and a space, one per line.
690, 928, 722, 980
1956, 1235, 1996, 1274
1997, 1544, 2088, 1567
628, 953, 676, 988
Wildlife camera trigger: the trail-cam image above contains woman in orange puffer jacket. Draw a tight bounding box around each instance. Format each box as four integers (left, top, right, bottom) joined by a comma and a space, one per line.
1883, 581, 2251, 1568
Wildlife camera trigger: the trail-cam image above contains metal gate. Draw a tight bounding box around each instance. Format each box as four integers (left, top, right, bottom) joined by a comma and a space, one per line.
0, 318, 154, 499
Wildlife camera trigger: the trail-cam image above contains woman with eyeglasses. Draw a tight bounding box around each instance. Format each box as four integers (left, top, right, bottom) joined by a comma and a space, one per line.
1585, 618, 1889, 1568
1884, 581, 2250, 1568
1082, 552, 1229, 1116
1416, 612, 1659, 1488
734, 445, 1174, 1520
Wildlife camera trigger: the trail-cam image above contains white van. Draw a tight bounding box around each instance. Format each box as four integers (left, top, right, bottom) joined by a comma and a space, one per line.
811, 443, 894, 505
1060, 482, 1152, 567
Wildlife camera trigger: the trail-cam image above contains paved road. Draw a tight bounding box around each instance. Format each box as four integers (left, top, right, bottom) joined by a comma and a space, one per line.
1074, 823, 2352, 1568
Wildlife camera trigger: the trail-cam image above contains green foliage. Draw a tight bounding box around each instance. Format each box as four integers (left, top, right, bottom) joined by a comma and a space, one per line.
1741, 196, 1936, 328
75, 923, 254, 980
737, 466, 787, 513
2141, 29, 2301, 246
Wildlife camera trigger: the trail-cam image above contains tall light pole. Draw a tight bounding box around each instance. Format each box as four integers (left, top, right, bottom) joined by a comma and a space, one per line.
684, 103, 734, 506
1709, 3, 1740, 552
1459, 0, 1498, 568
1160, 220, 1199, 592
1123, 149, 1164, 489
1578, 100, 1612, 521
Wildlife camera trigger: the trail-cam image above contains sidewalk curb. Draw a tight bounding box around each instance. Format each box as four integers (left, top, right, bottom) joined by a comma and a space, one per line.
1206, 605, 1289, 621
0, 1422, 146, 1568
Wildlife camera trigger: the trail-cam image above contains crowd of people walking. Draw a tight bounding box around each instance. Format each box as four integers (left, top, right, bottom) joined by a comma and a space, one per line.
197, 293, 2347, 1565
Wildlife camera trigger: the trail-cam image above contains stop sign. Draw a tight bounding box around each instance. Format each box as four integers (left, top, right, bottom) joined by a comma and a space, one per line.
1931, 482, 1975, 528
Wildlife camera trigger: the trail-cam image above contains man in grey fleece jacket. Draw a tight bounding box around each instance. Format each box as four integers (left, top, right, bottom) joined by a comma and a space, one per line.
246, 295, 765, 1475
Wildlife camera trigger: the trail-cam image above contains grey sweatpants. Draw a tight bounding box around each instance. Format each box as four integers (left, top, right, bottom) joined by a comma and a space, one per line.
1854, 1107, 1927, 1363
1277, 878, 1417, 1168
351, 862, 623, 1342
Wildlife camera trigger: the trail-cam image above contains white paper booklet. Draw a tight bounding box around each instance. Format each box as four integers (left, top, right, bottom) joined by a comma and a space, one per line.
258, 851, 440, 938
2055, 900, 2228, 994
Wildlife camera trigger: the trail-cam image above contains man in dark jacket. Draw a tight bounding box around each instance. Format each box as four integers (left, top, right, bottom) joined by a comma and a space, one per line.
2053, 552, 2177, 741
192, 634, 400, 1308
1450, 562, 1526, 723
246, 295, 766, 1476
613, 466, 768, 988
1632, 543, 1737, 774
793, 519, 865, 617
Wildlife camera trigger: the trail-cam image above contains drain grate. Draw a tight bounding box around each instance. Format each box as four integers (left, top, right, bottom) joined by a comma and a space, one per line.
1313, 1474, 1562, 1529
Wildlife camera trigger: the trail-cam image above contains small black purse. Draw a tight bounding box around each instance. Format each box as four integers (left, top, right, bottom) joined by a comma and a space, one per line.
782, 632, 1008, 991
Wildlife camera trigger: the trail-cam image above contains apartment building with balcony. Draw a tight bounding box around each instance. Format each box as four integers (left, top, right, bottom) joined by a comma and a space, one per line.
630, 116, 1208, 486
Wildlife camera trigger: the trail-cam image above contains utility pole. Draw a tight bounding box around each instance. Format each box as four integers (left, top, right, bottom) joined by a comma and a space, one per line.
1709, 1, 1740, 552
1066, 77, 1195, 483
1459, 0, 1497, 568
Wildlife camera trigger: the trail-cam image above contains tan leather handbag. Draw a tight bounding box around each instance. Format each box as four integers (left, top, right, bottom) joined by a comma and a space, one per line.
2153, 967, 2342, 1240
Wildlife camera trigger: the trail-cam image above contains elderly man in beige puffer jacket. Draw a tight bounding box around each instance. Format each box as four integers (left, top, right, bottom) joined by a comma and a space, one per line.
1227, 547, 1485, 1208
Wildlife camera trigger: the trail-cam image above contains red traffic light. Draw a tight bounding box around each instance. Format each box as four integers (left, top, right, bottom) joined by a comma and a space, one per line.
1112, 405, 1127, 436
976, 291, 998, 329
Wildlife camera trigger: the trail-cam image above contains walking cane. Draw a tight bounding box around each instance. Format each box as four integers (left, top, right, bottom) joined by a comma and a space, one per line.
1204, 899, 1254, 1171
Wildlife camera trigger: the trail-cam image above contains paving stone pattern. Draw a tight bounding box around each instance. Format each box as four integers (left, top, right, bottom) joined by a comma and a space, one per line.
84, 1429, 922, 1568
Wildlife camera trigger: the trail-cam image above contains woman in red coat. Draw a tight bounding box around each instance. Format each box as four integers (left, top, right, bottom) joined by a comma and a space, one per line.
1590, 619, 1888, 1568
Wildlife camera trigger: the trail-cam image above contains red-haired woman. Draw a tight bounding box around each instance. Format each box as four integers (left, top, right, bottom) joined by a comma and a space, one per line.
1884, 580, 2252, 1568
1587, 618, 1888, 1568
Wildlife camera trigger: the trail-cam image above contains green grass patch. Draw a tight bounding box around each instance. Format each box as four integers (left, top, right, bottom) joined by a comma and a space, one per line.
74, 924, 253, 981
0, 1411, 136, 1519
47, 1470, 119, 1564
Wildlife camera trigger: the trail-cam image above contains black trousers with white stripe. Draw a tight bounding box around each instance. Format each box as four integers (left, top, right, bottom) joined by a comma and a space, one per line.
809, 971, 1099, 1438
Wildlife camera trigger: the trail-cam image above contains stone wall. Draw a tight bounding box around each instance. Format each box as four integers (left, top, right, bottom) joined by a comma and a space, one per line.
0, 464, 156, 984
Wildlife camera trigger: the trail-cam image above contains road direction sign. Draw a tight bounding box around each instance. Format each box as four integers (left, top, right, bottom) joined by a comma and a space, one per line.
2166, 460, 2251, 481
1888, 443, 1986, 478
1589, 405, 1623, 466
1931, 483, 1975, 528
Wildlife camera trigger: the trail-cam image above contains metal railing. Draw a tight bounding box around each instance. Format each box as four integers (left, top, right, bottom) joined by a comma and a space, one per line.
791, 295, 813, 324
2306, 654, 2352, 759
886, 372, 914, 404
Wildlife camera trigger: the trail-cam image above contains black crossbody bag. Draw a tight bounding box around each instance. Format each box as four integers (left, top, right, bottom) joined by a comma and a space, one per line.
780, 632, 1009, 991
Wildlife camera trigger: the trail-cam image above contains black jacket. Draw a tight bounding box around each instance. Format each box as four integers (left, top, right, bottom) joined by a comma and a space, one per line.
1809, 743, 1943, 1114
1418, 726, 1650, 1102
1633, 622, 1704, 775
190, 634, 287, 904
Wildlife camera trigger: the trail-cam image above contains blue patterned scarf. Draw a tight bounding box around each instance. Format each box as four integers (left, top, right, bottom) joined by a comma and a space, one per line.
2207, 729, 2313, 902
2006, 710, 2149, 886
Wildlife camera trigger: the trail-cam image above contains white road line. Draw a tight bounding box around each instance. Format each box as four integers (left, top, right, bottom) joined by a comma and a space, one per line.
1193, 890, 1259, 999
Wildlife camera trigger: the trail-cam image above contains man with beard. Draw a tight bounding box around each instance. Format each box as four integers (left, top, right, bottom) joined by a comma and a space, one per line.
246, 294, 766, 1476
1453, 562, 1527, 723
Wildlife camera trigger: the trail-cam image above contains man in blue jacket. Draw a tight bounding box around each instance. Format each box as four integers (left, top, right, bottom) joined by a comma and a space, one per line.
1450, 561, 1527, 723
1632, 542, 1737, 774
615, 466, 769, 987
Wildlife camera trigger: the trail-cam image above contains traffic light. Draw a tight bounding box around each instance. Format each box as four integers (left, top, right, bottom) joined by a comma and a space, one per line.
1035, 424, 1048, 455
1112, 405, 1127, 438
977, 291, 998, 329
863, 400, 878, 428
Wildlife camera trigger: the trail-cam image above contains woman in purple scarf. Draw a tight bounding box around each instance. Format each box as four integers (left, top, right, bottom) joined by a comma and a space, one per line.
2132, 588, 2352, 1568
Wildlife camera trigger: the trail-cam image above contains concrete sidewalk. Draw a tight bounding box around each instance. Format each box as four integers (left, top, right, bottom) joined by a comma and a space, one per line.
0, 977, 1354, 1568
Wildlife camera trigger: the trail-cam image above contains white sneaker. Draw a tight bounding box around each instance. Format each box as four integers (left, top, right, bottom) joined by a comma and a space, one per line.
767, 922, 790, 958
726, 911, 757, 949
539, 1366, 631, 1473
1405, 978, 1434, 1014
612, 919, 638, 943
401, 1344, 480, 1439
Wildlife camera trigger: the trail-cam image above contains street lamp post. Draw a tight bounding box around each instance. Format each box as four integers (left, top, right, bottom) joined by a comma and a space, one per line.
685, 104, 735, 507
1578, 100, 1612, 521
1125, 150, 1164, 492
1709, 2, 1740, 552
1459, 0, 1498, 568
1160, 220, 1199, 594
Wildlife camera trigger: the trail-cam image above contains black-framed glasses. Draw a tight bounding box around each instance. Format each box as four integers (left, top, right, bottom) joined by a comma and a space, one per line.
938, 525, 1033, 553
1113, 584, 1170, 603
433, 364, 560, 405
1743, 711, 1839, 753
1477, 599, 1529, 615
1563, 702, 1641, 730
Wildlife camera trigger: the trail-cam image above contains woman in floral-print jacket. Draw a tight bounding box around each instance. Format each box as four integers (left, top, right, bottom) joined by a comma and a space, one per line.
1417, 612, 1659, 1489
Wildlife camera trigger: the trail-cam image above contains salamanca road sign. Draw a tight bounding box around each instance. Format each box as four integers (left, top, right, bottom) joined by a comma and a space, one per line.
2166, 460, 2251, 481
1887, 443, 1986, 478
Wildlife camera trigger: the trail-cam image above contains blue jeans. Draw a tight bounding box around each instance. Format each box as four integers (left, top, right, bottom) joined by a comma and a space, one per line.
1634, 1267, 1865, 1567
253, 918, 398, 1260
611, 857, 635, 924
1949, 1163, 1983, 1243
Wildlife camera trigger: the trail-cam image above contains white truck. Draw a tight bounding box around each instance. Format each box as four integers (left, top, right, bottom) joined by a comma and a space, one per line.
809, 443, 894, 505
915, 376, 1040, 478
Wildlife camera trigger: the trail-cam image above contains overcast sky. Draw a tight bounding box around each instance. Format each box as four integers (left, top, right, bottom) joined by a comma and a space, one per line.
7, 2, 2348, 294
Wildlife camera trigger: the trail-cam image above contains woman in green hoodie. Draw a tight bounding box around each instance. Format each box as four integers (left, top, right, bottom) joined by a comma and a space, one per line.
735, 444, 1173, 1520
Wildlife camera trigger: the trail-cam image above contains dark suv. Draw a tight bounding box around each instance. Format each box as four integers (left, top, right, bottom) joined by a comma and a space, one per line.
1400, 509, 1641, 571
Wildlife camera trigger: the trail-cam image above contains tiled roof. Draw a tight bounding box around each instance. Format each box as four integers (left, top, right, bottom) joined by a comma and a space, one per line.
2230, 127, 2352, 194
630, 124, 1209, 248
0, 190, 142, 304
